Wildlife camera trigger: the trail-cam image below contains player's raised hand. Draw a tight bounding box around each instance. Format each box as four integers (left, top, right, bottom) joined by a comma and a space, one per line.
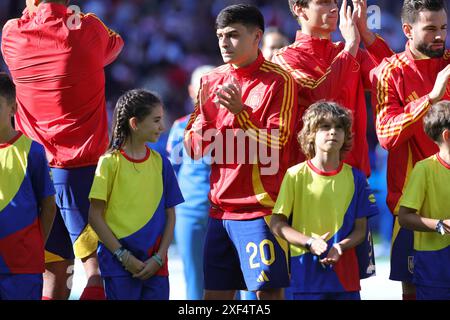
352, 0, 367, 33
340, 0, 360, 57
198, 80, 218, 123
429, 64, 450, 104
215, 77, 243, 114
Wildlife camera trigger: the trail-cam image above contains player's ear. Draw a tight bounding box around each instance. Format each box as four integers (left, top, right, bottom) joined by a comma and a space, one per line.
442, 128, 450, 142
293, 2, 308, 21
402, 23, 413, 40
255, 29, 263, 46
129, 117, 138, 131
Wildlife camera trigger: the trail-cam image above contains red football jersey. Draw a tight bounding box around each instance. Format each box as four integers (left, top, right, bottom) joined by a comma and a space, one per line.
1, 3, 124, 168
370, 44, 450, 214
184, 52, 299, 220
273, 32, 393, 177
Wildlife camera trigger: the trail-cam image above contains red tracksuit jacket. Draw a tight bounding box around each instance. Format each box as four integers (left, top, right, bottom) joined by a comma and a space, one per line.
184, 52, 299, 220
1, 3, 124, 168
370, 44, 449, 214
273, 31, 393, 177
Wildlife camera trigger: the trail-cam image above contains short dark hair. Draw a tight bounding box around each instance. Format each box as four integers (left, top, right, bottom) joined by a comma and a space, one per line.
0, 72, 16, 105
423, 101, 450, 143
215, 4, 264, 32
401, 0, 447, 24
288, 0, 312, 17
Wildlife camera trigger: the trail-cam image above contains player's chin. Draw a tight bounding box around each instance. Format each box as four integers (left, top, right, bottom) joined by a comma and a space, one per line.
221, 56, 233, 64
428, 48, 445, 58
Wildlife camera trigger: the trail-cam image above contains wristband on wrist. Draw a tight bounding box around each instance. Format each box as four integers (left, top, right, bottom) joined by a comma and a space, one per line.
113, 247, 127, 263
305, 238, 314, 251
436, 220, 445, 235
152, 253, 163, 267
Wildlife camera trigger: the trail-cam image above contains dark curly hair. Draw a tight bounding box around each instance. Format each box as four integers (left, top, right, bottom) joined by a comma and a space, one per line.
298, 101, 353, 160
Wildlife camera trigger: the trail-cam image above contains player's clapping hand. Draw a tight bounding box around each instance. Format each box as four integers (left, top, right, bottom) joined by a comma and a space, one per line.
340, 0, 361, 57
198, 80, 218, 124
429, 65, 450, 104
215, 77, 243, 114
310, 232, 330, 256
320, 243, 343, 266
132, 257, 161, 281
352, 0, 368, 33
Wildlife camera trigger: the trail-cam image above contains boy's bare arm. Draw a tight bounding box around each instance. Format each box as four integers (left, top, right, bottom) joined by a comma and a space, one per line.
321, 217, 367, 265
39, 195, 56, 244
270, 214, 328, 256
338, 217, 367, 251
399, 205, 450, 233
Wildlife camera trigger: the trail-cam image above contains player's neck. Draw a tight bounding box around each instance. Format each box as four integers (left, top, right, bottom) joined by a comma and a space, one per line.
310, 151, 340, 172
122, 139, 148, 159
438, 146, 450, 167
299, 25, 331, 40
0, 126, 17, 144
231, 52, 259, 69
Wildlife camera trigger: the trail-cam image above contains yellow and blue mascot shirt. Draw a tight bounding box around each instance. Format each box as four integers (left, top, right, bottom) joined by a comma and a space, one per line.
89, 147, 184, 277
273, 161, 378, 293
0, 133, 55, 274
400, 154, 450, 288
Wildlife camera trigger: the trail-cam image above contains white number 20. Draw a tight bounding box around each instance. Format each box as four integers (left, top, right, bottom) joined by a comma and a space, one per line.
246, 239, 275, 269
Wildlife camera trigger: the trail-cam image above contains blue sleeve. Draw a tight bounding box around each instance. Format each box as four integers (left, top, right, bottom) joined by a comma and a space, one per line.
162, 155, 184, 209
166, 120, 185, 174
29, 142, 55, 201
353, 168, 379, 219
352, 169, 378, 279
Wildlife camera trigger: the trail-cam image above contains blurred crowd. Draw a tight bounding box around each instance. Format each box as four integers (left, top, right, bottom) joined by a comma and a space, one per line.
0, 0, 416, 126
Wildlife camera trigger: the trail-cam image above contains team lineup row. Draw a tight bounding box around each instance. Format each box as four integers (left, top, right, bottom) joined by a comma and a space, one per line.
0, 0, 449, 300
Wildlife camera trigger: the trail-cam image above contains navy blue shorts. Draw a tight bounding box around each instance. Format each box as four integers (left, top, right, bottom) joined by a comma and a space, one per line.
104, 275, 169, 300
45, 166, 98, 262
416, 285, 450, 300
390, 217, 414, 283
204, 216, 289, 291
